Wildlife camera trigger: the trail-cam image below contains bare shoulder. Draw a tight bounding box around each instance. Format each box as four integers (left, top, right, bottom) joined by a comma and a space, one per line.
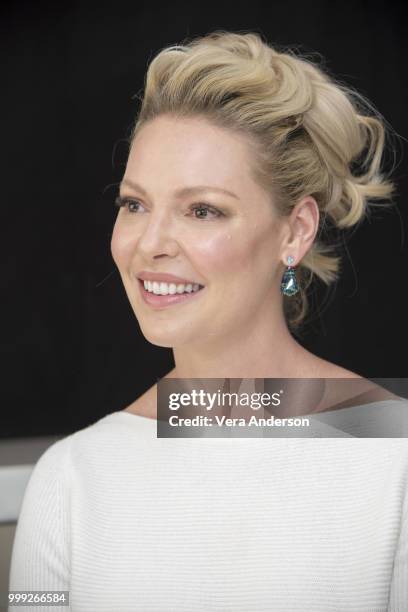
317, 362, 363, 379
310, 357, 401, 411
299, 350, 363, 379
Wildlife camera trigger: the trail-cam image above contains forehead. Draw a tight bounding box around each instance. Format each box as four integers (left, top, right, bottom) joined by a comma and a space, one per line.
125, 115, 262, 198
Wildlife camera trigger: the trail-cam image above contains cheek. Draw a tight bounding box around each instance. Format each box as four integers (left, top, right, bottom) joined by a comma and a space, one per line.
189, 232, 251, 277
197, 227, 279, 316
193, 229, 273, 280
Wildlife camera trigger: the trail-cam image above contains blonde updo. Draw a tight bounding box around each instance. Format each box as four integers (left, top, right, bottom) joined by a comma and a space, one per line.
130, 30, 397, 333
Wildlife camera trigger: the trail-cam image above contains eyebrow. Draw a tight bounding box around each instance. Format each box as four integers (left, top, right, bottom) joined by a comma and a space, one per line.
120, 178, 240, 200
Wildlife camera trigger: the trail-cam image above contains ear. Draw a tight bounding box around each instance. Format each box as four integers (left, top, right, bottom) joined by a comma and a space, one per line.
281, 196, 319, 264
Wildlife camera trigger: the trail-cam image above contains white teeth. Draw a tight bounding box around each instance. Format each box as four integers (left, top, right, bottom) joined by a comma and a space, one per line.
142, 279, 202, 295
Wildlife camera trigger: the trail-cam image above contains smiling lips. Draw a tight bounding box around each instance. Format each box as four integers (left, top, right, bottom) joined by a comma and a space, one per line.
143, 279, 201, 295
136, 270, 205, 308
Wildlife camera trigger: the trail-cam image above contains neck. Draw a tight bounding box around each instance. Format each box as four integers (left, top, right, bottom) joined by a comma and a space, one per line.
168, 304, 317, 380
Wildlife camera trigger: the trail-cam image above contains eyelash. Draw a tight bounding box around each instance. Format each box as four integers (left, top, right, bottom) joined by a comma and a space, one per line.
114, 196, 224, 220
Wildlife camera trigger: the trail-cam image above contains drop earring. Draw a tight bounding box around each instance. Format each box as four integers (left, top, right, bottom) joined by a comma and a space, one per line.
280, 255, 299, 296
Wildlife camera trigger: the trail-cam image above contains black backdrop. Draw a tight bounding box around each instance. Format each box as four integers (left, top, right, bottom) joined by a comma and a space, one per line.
2, 1, 407, 437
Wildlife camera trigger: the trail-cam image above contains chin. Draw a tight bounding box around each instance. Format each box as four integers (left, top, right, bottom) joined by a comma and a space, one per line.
137, 322, 194, 349
142, 333, 175, 349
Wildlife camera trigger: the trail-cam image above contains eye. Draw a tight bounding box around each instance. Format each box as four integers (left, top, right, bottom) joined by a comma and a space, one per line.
190, 203, 224, 220
114, 196, 145, 213
114, 196, 224, 219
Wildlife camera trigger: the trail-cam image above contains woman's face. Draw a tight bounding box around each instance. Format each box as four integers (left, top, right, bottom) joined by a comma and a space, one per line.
111, 115, 286, 348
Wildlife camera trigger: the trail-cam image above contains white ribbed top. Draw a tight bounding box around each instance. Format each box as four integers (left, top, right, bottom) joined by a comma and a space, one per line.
8, 405, 408, 611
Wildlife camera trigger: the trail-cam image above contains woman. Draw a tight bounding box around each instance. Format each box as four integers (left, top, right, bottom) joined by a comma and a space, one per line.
9, 31, 407, 611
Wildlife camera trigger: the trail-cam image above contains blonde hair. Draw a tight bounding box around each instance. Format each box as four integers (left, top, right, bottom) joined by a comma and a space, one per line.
130, 30, 398, 334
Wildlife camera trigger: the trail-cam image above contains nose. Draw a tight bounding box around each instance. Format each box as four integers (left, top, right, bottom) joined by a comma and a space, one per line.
136, 210, 180, 261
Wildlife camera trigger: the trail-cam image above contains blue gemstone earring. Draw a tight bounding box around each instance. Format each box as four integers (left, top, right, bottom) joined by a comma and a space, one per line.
280, 255, 299, 296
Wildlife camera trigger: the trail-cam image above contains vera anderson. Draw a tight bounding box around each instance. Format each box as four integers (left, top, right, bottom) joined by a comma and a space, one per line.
168, 415, 311, 427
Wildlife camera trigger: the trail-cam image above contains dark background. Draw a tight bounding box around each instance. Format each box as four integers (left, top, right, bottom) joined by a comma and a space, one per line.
2, 1, 407, 437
